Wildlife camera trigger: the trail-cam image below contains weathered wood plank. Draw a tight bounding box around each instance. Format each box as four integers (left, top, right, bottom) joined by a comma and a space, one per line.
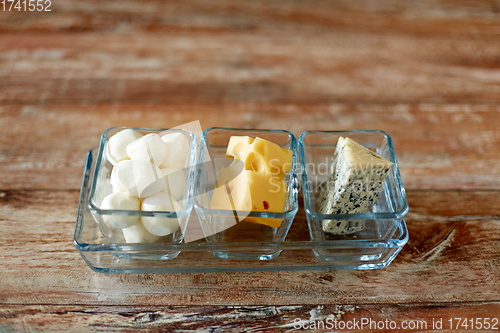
0, 0, 498, 327
1, 303, 500, 332
407, 190, 500, 217
1, 0, 500, 37
1, 31, 500, 105
1, 105, 499, 190
1, 1, 500, 105
0, 190, 499, 306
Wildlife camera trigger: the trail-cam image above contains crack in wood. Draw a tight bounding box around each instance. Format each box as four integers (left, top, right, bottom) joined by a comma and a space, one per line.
419, 226, 456, 261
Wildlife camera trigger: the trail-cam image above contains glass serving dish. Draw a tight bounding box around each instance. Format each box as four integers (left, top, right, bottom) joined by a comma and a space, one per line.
298, 130, 409, 263
74, 129, 408, 273
86, 127, 197, 260
194, 127, 299, 260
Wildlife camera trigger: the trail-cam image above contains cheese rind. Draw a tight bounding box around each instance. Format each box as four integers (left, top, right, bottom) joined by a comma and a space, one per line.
317, 137, 393, 234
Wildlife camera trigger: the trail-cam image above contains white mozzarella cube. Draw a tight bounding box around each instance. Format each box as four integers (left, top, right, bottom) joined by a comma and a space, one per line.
160, 132, 190, 169
114, 160, 166, 198
100, 192, 141, 229
127, 133, 168, 167
110, 165, 125, 193
106, 129, 142, 166
141, 192, 182, 236
122, 221, 160, 243
160, 167, 186, 201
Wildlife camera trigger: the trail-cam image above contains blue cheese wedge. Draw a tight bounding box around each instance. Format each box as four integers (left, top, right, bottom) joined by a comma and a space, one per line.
317, 137, 392, 235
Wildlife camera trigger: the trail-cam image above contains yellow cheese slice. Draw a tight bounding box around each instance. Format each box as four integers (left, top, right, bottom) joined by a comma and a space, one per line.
210, 136, 292, 229
210, 169, 287, 228
226, 136, 292, 178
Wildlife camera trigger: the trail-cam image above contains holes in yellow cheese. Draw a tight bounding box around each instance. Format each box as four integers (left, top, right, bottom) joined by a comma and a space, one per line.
252, 139, 266, 155
231, 142, 247, 160
211, 136, 292, 229
244, 152, 266, 174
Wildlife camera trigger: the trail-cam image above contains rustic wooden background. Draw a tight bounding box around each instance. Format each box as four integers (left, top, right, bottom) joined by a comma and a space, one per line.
1, 0, 500, 331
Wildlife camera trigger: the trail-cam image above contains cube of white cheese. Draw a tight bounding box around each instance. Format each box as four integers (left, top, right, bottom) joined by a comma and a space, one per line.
106, 129, 143, 165
122, 221, 160, 243
100, 192, 141, 229
126, 133, 168, 167
141, 192, 182, 236
160, 132, 190, 169
114, 160, 166, 199
160, 167, 186, 201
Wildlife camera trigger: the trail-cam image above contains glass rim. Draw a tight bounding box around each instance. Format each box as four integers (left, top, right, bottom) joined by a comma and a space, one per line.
87, 127, 197, 216
74, 225, 408, 251
193, 126, 300, 217
298, 129, 409, 220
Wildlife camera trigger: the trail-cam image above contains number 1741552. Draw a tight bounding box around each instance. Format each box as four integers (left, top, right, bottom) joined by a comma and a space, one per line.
2, 0, 51, 11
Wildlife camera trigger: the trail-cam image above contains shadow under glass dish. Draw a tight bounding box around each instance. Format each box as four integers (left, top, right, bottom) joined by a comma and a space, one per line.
194, 127, 299, 260
298, 130, 409, 261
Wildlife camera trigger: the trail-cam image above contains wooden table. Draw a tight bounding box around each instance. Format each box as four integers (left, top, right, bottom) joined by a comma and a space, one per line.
1, 0, 500, 331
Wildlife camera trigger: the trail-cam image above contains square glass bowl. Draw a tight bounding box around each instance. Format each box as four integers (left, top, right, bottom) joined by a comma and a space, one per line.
75, 146, 407, 272
74, 128, 407, 272
298, 130, 409, 263
86, 127, 197, 260
194, 127, 299, 260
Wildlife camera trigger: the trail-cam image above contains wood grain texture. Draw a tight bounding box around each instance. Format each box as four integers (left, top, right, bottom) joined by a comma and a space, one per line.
0, 1, 500, 106
1, 0, 499, 330
1, 105, 499, 190
2, 303, 500, 332
1, 32, 500, 105
1, 0, 500, 36
1, 190, 499, 307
